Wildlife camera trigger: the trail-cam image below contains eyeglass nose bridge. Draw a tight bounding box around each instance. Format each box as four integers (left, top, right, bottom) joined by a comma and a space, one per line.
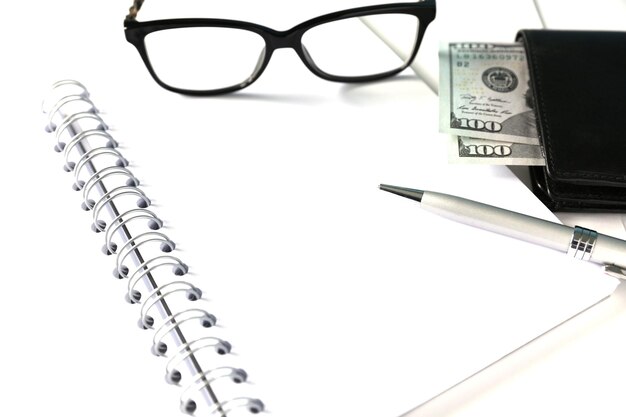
261, 29, 323, 78
242, 30, 305, 88
266, 29, 303, 50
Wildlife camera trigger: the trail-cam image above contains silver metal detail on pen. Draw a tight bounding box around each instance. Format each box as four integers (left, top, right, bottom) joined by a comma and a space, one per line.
379, 184, 424, 202
43, 80, 264, 416
604, 264, 626, 279
567, 226, 598, 261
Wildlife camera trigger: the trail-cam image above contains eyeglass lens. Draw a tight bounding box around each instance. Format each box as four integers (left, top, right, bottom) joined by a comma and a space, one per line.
145, 27, 266, 91
302, 14, 419, 77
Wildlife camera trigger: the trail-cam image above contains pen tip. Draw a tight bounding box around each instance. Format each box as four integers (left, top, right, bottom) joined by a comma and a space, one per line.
379, 184, 424, 203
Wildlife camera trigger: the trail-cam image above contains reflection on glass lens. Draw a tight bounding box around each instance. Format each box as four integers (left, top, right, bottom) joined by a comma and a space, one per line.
302, 14, 420, 77
145, 27, 266, 91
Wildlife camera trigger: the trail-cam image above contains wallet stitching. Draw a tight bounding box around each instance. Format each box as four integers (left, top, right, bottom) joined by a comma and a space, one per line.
556, 172, 626, 181
553, 191, 626, 200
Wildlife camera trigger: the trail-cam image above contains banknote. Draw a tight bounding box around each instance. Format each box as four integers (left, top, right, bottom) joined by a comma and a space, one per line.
440, 43, 539, 146
449, 136, 545, 165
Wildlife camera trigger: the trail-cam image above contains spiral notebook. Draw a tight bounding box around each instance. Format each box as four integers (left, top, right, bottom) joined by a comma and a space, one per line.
38, 79, 618, 417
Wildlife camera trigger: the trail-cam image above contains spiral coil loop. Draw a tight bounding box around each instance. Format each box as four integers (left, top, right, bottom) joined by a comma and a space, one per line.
104, 208, 162, 255
71, 146, 128, 178
151, 308, 217, 356
181, 367, 250, 415
43, 80, 263, 415
125, 254, 189, 303
83, 166, 139, 207
139, 281, 202, 329
87, 185, 151, 233
64, 129, 118, 168
54, 111, 108, 152
45, 94, 97, 133
41, 80, 90, 119
165, 337, 232, 385
208, 398, 265, 416
114, 231, 176, 279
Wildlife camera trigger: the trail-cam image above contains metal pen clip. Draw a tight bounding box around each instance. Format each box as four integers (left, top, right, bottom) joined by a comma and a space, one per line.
604, 264, 626, 280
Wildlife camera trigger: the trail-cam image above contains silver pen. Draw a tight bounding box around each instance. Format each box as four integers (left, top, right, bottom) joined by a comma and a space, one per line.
379, 184, 626, 279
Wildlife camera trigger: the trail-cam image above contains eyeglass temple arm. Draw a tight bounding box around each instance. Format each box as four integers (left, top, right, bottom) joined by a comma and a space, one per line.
125, 0, 145, 22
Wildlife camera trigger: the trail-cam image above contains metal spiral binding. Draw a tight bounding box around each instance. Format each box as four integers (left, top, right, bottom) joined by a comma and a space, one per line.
43, 80, 264, 416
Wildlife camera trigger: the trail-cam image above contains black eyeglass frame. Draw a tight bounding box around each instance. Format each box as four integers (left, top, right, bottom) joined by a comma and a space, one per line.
124, 0, 436, 96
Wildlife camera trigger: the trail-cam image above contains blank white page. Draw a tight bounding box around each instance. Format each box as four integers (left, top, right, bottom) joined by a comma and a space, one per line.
92, 75, 616, 417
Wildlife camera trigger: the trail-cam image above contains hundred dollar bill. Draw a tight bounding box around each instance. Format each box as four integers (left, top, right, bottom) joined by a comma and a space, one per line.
440, 43, 539, 146
449, 136, 545, 165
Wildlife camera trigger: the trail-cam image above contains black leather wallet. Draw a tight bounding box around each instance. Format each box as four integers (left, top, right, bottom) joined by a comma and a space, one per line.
516, 29, 626, 212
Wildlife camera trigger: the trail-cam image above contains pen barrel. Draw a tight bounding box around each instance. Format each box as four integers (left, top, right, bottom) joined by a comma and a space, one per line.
591, 234, 626, 270
421, 192, 573, 252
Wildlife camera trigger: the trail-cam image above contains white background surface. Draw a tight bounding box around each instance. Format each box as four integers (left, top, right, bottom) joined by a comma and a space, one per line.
0, 1, 625, 416
407, 1, 626, 416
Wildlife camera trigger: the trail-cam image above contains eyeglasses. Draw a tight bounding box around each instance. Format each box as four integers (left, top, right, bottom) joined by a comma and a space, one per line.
124, 1, 436, 96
